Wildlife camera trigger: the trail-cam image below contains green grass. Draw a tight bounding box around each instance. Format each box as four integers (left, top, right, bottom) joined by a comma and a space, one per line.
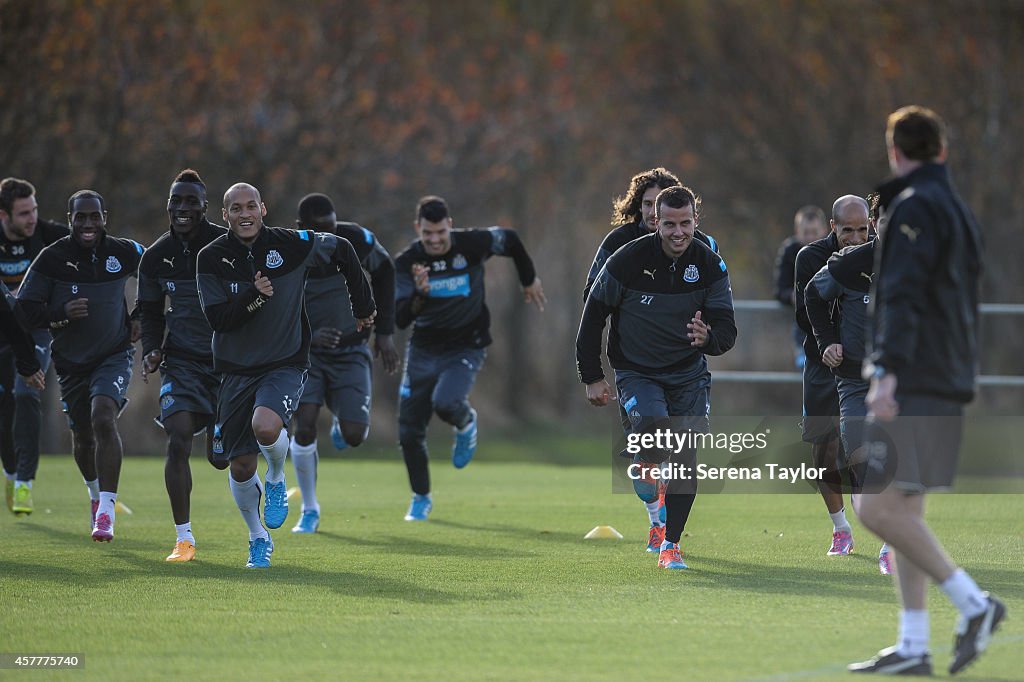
1, 453, 1022, 681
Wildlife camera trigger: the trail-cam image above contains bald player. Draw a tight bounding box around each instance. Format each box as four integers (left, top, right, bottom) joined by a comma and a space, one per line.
196, 183, 375, 567
794, 195, 869, 557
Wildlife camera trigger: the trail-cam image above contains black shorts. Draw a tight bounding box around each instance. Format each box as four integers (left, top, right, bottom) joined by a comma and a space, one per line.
801, 360, 840, 443
615, 370, 711, 440
300, 344, 372, 425
157, 354, 219, 422
615, 369, 708, 495
861, 394, 964, 493
212, 367, 306, 463
837, 377, 869, 455
58, 348, 134, 431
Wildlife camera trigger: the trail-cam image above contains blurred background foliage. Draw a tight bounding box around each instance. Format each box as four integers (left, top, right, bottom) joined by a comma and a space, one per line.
2, 0, 1021, 454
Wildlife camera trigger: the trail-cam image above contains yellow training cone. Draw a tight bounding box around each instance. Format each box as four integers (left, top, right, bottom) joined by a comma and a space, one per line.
286, 486, 301, 502
115, 501, 133, 515
584, 525, 623, 540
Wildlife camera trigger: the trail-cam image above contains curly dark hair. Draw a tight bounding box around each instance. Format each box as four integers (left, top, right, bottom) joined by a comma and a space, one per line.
866, 192, 881, 221
611, 167, 680, 226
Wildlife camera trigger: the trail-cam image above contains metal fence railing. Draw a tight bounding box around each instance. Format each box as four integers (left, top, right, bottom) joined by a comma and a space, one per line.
724, 300, 1024, 387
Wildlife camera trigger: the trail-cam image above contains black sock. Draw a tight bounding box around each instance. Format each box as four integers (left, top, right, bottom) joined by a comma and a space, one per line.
664, 492, 696, 544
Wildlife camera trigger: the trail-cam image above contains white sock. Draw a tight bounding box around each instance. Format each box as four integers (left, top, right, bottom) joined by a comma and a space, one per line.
829, 507, 851, 532
84, 478, 100, 500
291, 437, 320, 513
97, 491, 117, 524
940, 569, 988, 619
645, 500, 663, 526
14, 479, 32, 489
896, 609, 930, 657
229, 473, 269, 541
258, 430, 289, 484
175, 522, 195, 545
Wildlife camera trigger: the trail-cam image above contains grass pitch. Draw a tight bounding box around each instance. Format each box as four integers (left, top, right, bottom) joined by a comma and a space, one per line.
1, 453, 1021, 681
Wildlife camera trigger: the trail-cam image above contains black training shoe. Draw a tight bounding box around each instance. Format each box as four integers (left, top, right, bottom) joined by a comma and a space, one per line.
949, 593, 1006, 675
848, 647, 933, 675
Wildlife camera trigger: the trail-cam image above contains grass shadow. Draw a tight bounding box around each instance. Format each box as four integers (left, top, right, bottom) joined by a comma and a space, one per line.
316, 529, 533, 559
109, 550, 519, 605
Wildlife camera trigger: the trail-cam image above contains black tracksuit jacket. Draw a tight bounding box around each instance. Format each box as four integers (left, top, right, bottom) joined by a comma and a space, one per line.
867, 163, 982, 402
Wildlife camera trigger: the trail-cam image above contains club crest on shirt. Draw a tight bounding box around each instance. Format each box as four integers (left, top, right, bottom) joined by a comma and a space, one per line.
105, 256, 122, 273
682, 264, 699, 283
452, 254, 468, 270
266, 250, 284, 269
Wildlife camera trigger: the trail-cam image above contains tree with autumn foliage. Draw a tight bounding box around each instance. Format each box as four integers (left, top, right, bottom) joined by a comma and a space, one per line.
2, 0, 1021, 453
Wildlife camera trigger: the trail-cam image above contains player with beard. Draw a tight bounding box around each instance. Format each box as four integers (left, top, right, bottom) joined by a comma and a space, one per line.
583, 168, 721, 553
577, 185, 736, 571
0, 177, 68, 515
394, 195, 545, 521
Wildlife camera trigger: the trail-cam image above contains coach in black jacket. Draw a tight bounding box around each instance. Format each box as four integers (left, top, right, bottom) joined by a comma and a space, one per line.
849, 106, 1003, 676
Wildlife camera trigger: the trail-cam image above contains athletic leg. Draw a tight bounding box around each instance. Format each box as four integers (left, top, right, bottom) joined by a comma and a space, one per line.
161, 410, 198, 530
290, 401, 321, 524
13, 338, 49, 485
0, 349, 16, 488
398, 345, 438, 496
331, 345, 373, 448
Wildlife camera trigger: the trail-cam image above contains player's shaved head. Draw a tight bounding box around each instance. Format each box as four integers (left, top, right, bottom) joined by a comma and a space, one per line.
223, 182, 261, 208
832, 195, 869, 223
830, 194, 870, 248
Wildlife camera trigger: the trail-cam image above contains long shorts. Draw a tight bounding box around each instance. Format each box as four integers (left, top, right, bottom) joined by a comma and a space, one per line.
614, 368, 709, 495
837, 377, 869, 455
58, 348, 134, 430
861, 394, 964, 493
212, 367, 306, 463
300, 344, 372, 425
614, 369, 711, 451
801, 360, 840, 443
157, 354, 219, 422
